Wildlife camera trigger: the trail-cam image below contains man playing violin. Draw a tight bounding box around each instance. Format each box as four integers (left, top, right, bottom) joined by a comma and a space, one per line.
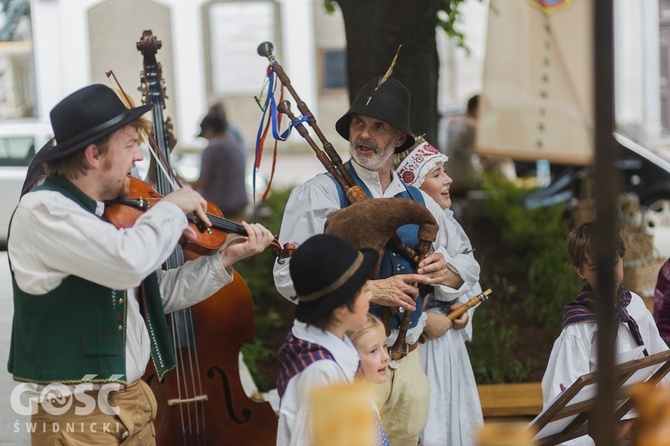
272, 76, 480, 446
7, 84, 275, 445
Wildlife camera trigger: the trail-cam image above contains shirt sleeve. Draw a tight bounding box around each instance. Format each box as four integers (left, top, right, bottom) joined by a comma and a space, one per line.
273, 175, 341, 300
421, 191, 481, 301
9, 191, 188, 294
541, 326, 592, 408
158, 253, 234, 313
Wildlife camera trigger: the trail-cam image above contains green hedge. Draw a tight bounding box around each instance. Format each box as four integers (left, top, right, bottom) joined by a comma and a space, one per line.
466, 174, 581, 383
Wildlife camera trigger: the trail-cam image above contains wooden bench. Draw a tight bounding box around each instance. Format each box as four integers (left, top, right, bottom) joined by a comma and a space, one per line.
477, 382, 543, 418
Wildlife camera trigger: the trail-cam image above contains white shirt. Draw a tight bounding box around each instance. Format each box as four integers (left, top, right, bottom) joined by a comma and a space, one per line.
441, 208, 482, 341
277, 320, 360, 446
541, 292, 669, 445
9, 188, 233, 383
273, 160, 480, 344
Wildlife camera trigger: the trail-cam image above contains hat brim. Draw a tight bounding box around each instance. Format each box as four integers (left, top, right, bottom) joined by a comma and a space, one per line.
40, 104, 152, 162
295, 248, 379, 322
335, 113, 415, 153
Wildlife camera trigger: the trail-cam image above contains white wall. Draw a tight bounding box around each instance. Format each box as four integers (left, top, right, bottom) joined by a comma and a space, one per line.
28, 0, 319, 152
27, 0, 665, 153
614, 0, 662, 144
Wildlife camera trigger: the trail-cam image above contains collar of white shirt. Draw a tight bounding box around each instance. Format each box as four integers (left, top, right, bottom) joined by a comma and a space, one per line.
291, 320, 360, 382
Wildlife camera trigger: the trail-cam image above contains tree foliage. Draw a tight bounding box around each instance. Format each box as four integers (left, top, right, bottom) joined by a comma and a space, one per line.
323, 0, 478, 145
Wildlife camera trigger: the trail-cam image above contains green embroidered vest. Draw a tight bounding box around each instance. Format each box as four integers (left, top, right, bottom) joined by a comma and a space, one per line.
7, 176, 176, 384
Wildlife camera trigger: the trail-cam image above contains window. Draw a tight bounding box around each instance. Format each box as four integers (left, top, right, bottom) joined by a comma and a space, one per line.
0, 0, 35, 119
321, 49, 347, 91
0, 136, 34, 166
203, 1, 279, 97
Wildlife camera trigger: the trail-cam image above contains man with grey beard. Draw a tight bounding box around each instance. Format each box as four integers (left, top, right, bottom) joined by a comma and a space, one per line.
273, 76, 479, 446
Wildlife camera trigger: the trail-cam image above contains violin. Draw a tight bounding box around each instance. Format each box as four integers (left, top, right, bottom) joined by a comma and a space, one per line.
105, 175, 294, 260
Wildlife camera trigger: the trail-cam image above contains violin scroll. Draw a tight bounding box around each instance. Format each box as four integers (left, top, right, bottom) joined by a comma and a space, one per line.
272, 241, 296, 264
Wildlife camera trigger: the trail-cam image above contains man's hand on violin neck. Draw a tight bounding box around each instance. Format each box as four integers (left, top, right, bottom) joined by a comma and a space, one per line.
163, 188, 211, 227
218, 222, 275, 268
369, 274, 432, 311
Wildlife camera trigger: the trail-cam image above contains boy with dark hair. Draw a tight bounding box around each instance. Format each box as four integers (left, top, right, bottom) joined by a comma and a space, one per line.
541, 221, 669, 445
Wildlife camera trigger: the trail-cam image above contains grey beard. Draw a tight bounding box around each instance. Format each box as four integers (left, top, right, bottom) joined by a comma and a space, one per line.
350, 140, 395, 171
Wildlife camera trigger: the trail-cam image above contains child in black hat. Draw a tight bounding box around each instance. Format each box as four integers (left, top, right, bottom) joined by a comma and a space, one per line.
276, 233, 379, 446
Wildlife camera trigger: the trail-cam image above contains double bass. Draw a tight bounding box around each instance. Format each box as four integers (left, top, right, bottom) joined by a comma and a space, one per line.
136, 30, 277, 445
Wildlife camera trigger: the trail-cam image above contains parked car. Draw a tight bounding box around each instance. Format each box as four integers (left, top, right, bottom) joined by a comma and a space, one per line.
519, 131, 670, 257
616, 132, 670, 209
522, 132, 670, 208
0, 121, 53, 246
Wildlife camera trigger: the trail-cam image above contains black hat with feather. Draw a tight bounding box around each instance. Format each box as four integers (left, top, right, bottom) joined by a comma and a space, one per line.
335, 49, 414, 153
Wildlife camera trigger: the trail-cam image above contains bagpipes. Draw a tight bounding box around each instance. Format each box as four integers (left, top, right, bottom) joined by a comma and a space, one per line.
254, 41, 439, 360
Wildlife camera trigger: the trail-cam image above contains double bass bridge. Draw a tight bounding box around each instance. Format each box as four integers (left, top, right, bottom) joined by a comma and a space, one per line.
167, 394, 209, 406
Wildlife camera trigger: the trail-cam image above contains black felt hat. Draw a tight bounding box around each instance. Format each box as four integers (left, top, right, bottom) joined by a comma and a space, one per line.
335, 76, 414, 153
290, 234, 378, 322
41, 84, 152, 162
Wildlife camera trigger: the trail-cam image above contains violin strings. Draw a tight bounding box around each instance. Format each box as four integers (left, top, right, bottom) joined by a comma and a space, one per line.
172, 310, 196, 440
188, 312, 207, 436
146, 134, 181, 191
208, 214, 247, 235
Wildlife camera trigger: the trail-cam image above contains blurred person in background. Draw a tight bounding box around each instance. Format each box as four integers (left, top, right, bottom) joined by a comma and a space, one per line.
653, 258, 670, 346
191, 110, 249, 222
207, 100, 248, 160
442, 94, 516, 190
441, 94, 481, 195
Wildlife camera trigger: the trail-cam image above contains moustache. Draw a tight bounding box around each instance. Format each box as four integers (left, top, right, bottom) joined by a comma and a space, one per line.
352, 138, 379, 154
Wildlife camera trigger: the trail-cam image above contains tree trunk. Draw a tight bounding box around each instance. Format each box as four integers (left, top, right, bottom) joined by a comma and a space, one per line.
335, 0, 440, 146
